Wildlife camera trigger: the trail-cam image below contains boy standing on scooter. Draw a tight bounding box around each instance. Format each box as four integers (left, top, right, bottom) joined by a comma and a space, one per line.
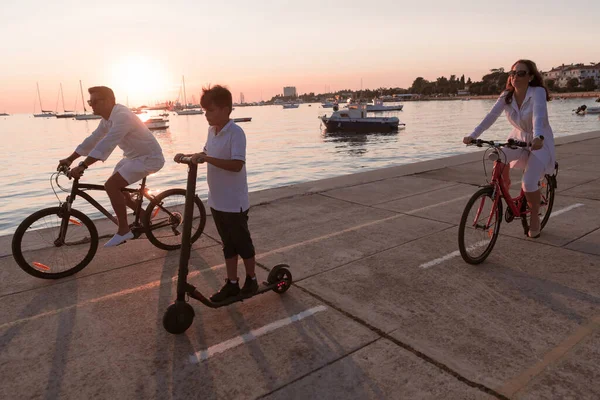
188, 85, 257, 302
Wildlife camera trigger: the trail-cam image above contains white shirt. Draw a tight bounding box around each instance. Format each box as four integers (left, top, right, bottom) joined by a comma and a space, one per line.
76, 104, 163, 162
469, 86, 556, 174
203, 120, 250, 213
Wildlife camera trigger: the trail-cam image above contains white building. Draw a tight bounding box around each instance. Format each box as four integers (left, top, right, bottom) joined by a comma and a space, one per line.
283, 86, 297, 97
543, 63, 600, 88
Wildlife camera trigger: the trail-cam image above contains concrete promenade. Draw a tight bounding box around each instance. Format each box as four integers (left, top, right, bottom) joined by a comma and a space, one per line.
1, 130, 599, 399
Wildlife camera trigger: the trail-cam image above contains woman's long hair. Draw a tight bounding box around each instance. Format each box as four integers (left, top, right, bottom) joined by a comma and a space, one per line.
504, 59, 551, 104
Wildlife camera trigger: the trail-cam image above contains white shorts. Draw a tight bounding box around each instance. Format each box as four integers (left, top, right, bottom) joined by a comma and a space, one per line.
112, 156, 165, 184
502, 148, 546, 192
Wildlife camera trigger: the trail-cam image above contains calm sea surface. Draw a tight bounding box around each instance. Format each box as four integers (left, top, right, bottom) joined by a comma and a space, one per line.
1, 98, 599, 236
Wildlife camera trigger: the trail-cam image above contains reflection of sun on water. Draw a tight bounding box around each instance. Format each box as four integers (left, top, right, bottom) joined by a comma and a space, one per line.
110, 56, 169, 105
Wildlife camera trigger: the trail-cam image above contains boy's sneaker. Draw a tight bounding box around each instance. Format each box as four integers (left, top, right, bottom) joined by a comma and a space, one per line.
210, 279, 240, 303
240, 275, 259, 297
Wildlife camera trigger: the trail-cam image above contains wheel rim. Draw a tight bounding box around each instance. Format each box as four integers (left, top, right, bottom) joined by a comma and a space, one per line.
17, 211, 94, 275
147, 193, 202, 248
461, 192, 500, 262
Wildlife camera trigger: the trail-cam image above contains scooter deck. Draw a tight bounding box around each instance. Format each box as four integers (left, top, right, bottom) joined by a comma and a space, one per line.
185, 281, 282, 308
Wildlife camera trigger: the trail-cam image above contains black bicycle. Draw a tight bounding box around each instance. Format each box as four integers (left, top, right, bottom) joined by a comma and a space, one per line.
11, 166, 206, 279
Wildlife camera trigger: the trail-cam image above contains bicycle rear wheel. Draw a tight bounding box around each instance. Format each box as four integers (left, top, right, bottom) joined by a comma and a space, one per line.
11, 207, 99, 279
458, 187, 503, 264
144, 189, 206, 250
520, 174, 557, 234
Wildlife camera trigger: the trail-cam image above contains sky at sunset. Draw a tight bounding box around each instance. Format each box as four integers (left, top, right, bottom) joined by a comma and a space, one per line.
2, 0, 598, 113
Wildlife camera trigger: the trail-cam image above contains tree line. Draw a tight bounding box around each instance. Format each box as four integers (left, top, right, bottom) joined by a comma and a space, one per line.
270, 68, 598, 102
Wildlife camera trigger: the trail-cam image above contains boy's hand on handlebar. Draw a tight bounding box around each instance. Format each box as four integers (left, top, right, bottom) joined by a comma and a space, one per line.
192, 152, 206, 164
531, 137, 544, 150
463, 136, 475, 145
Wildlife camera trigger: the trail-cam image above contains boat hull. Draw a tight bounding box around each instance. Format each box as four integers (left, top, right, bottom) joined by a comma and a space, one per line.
75, 114, 101, 120
175, 110, 204, 115
322, 118, 402, 133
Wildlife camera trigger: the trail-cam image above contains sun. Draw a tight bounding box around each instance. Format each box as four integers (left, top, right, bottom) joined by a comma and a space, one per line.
110, 56, 169, 106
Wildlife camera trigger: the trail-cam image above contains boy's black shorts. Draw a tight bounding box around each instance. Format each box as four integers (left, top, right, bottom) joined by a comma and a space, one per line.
211, 207, 256, 259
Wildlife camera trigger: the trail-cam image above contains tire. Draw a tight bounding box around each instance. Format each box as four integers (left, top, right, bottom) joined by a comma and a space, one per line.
458, 187, 503, 265
267, 264, 293, 294
163, 301, 195, 334
11, 207, 98, 279
520, 174, 557, 234
144, 189, 206, 251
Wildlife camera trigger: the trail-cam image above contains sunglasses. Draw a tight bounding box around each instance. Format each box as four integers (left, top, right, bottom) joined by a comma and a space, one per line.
509, 70, 529, 78
87, 98, 105, 106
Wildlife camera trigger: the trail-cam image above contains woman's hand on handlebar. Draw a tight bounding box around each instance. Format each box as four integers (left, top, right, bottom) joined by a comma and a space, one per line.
531, 136, 544, 150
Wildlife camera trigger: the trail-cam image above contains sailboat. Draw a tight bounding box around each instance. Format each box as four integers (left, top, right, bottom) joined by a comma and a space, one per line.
75, 80, 101, 120
175, 76, 203, 115
56, 83, 76, 118
33, 83, 55, 118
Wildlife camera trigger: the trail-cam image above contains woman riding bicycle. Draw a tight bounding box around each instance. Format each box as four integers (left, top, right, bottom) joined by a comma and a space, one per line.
462, 59, 556, 238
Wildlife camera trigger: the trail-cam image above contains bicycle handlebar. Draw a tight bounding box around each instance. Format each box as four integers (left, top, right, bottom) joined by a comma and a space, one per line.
467, 136, 544, 148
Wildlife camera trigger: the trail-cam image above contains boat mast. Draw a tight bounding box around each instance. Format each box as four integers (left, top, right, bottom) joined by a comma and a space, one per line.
60, 83, 66, 112
37, 82, 43, 112
79, 80, 87, 113
182, 76, 187, 108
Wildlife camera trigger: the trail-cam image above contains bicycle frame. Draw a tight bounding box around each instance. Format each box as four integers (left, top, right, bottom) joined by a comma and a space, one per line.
56, 174, 174, 243
489, 160, 528, 220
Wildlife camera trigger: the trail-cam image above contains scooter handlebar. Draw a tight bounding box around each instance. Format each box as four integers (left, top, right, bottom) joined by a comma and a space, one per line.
174, 154, 205, 165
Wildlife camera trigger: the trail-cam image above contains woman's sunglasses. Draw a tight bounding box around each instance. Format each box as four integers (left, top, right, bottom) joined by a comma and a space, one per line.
509, 70, 528, 78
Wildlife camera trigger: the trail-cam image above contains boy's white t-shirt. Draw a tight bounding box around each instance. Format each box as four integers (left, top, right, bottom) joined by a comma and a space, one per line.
203, 120, 250, 213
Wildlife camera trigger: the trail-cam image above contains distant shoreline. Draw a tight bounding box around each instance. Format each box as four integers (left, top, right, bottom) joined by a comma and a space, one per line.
407, 91, 600, 102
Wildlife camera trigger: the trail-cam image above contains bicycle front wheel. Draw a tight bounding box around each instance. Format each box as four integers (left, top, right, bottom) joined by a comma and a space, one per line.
143, 189, 206, 250
11, 207, 99, 279
458, 187, 503, 265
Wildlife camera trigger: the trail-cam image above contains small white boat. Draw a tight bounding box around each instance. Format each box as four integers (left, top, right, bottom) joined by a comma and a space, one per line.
34, 112, 56, 118
365, 99, 403, 112
233, 117, 252, 123
586, 106, 600, 114
0, 112, 10, 116
175, 109, 204, 115
145, 117, 169, 130
75, 113, 101, 120
320, 104, 404, 133
282, 103, 299, 109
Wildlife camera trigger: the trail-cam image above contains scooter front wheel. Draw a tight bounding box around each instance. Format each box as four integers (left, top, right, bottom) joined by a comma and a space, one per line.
163, 301, 195, 334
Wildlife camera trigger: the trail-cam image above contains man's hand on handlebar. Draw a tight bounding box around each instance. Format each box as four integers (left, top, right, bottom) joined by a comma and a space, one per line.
463, 136, 475, 145
57, 158, 73, 171
67, 165, 84, 180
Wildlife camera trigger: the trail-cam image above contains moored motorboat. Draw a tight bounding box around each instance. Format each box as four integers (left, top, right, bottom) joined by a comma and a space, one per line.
365, 99, 403, 112
145, 117, 169, 130
233, 117, 252, 122
320, 104, 404, 133
282, 103, 299, 109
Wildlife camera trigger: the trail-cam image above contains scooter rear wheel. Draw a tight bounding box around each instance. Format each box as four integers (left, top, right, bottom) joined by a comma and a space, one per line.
163, 301, 195, 334
268, 264, 292, 294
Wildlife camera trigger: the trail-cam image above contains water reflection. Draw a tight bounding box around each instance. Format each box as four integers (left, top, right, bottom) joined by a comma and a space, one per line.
321, 129, 399, 157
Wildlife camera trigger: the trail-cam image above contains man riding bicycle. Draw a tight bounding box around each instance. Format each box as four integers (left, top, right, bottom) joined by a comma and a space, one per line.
57, 86, 165, 247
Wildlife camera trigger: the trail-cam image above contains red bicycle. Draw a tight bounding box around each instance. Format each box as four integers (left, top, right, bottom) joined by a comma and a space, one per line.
458, 138, 558, 264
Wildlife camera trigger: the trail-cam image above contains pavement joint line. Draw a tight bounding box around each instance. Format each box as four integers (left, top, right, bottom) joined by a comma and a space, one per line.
0, 212, 411, 328
294, 285, 510, 400
0, 194, 462, 329
416, 203, 585, 270
499, 315, 600, 398
255, 337, 383, 399
188, 305, 328, 363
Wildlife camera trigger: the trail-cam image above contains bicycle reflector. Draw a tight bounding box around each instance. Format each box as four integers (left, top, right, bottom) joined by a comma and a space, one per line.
32, 262, 51, 271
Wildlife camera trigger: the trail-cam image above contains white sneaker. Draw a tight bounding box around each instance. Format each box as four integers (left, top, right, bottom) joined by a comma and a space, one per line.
104, 231, 134, 247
